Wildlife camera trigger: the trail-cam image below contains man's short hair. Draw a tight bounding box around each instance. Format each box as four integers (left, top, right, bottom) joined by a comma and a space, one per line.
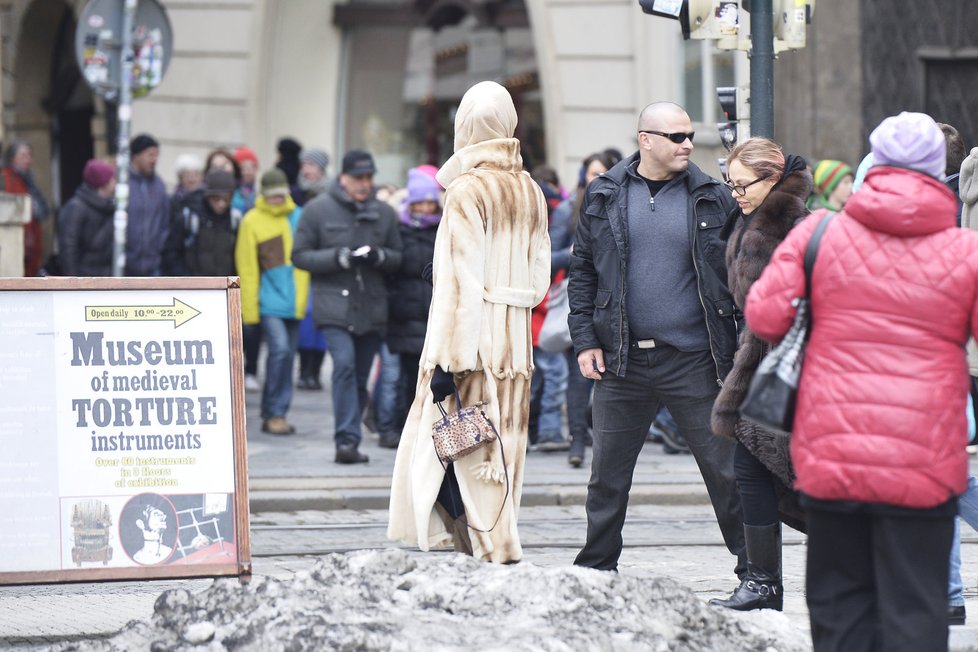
939, 123, 966, 175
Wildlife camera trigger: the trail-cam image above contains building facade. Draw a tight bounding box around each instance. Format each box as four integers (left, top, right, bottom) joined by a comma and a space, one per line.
1, 0, 975, 269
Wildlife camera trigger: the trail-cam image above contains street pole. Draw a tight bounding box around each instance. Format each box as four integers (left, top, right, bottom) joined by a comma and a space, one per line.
749, 0, 775, 138
112, 0, 137, 277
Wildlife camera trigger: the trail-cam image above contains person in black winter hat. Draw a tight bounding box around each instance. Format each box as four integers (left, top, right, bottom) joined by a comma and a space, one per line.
125, 132, 169, 276
162, 169, 241, 276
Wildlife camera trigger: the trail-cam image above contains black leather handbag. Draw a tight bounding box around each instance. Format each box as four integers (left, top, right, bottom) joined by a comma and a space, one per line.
739, 212, 835, 436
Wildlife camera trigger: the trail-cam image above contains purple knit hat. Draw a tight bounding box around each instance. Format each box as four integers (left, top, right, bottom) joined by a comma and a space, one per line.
405, 168, 441, 206
869, 111, 946, 180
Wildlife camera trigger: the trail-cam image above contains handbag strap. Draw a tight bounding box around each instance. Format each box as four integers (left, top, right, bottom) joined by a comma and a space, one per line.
461, 417, 509, 534
802, 211, 836, 299
435, 390, 464, 419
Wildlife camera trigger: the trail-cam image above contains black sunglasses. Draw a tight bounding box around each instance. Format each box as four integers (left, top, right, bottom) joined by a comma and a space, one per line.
640, 130, 695, 144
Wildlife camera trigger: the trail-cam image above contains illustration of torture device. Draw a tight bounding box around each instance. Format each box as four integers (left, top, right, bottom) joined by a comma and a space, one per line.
70, 499, 113, 566
175, 495, 231, 561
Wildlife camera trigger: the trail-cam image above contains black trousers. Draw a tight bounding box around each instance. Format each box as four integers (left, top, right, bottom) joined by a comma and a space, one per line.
565, 348, 593, 442
735, 441, 780, 526
806, 501, 954, 652
574, 346, 746, 574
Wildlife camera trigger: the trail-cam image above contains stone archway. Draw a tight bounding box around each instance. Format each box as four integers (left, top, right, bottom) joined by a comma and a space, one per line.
2, 0, 96, 269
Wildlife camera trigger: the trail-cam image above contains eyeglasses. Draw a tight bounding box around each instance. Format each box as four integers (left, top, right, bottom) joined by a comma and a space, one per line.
640, 130, 695, 144
724, 175, 770, 196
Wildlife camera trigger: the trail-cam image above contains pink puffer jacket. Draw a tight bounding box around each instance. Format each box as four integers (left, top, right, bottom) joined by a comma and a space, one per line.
745, 166, 978, 508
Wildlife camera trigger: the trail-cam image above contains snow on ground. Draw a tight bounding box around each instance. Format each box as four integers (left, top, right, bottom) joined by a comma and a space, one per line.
67, 549, 809, 651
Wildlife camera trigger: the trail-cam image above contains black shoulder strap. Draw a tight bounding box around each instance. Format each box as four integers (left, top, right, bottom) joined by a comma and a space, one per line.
803, 212, 835, 299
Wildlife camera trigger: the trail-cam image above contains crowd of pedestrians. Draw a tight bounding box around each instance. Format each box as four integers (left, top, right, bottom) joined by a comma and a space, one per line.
13, 75, 978, 650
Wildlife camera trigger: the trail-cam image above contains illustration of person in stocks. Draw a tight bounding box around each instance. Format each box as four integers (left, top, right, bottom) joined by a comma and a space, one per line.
388, 81, 551, 562
132, 504, 173, 565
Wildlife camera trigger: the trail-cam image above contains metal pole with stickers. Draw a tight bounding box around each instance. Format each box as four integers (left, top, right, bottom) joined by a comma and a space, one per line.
74, 0, 173, 277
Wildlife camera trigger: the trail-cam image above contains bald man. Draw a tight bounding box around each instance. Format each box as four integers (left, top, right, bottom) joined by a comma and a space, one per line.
567, 102, 746, 577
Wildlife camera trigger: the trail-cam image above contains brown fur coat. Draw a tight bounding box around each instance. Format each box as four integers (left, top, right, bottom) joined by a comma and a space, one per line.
711, 165, 813, 488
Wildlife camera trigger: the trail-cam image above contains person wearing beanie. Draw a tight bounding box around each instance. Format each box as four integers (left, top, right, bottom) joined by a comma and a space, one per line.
276, 137, 303, 186
292, 149, 403, 464
162, 169, 242, 277
294, 147, 331, 206
293, 147, 332, 388
230, 145, 262, 391
376, 167, 445, 449
744, 110, 978, 651
56, 159, 116, 276
235, 168, 309, 436
125, 132, 169, 276
807, 159, 854, 211
232, 146, 259, 214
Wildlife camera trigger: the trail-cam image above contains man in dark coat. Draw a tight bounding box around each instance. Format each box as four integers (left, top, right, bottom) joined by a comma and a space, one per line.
567, 102, 746, 576
58, 159, 116, 276
292, 149, 403, 464
125, 133, 170, 276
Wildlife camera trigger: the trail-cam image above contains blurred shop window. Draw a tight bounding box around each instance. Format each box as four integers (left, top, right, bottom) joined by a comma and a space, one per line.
340, 1, 542, 186
682, 40, 736, 124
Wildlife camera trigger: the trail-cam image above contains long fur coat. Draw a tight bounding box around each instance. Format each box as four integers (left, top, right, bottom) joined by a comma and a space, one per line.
388, 82, 551, 563
711, 163, 813, 490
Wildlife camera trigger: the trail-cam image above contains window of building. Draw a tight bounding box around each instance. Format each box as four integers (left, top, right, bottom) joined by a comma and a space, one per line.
682, 40, 736, 125
337, 1, 543, 186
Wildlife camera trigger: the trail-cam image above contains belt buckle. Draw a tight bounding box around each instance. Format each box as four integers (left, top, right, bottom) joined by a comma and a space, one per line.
636, 338, 657, 349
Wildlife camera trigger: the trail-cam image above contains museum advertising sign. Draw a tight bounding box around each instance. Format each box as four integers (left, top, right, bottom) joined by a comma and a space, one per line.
0, 277, 250, 584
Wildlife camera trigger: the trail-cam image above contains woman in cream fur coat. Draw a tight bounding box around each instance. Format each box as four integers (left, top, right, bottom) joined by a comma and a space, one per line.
387, 81, 551, 563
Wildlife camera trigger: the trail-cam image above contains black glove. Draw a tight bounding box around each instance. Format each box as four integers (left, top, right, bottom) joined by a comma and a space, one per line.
336, 247, 352, 270
421, 261, 433, 285
363, 246, 385, 267
430, 365, 456, 404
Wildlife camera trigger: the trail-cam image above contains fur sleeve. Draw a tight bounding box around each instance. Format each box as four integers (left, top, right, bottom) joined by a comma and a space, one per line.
531, 188, 552, 306
423, 184, 486, 373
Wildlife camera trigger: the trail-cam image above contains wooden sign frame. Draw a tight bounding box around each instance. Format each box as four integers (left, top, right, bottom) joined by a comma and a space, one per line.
0, 277, 250, 584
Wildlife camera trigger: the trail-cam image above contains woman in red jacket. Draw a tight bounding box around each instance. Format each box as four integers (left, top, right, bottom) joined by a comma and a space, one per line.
745, 111, 978, 652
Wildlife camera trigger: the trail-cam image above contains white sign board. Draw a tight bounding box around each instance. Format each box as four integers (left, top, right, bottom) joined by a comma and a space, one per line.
0, 278, 249, 584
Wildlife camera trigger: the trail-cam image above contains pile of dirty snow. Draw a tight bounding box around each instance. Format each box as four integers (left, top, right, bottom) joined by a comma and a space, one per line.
71, 549, 809, 651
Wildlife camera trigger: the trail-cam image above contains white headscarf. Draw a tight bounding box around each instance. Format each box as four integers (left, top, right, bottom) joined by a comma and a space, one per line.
437, 81, 520, 187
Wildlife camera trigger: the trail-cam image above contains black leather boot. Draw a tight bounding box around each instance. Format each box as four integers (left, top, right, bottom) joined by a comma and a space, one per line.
710, 523, 783, 611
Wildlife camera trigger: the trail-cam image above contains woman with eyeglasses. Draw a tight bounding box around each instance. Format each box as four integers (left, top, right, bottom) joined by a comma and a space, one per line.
708, 136, 813, 612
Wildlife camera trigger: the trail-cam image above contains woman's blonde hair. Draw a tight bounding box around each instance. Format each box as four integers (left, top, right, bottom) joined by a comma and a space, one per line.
727, 137, 785, 184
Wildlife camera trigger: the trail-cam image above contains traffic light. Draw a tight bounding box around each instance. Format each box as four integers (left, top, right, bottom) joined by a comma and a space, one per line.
716, 85, 751, 150
742, 0, 814, 51
638, 1, 741, 41
773, 0, 814, 50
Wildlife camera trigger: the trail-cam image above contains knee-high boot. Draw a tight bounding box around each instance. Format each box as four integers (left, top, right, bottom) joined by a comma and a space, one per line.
709, 523, 783, 611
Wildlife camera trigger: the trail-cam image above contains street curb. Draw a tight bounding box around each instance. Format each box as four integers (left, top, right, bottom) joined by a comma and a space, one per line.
248, 483, 710, 513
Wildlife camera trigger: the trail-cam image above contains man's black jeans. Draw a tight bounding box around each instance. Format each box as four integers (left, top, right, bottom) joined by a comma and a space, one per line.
574, 345, 746, 575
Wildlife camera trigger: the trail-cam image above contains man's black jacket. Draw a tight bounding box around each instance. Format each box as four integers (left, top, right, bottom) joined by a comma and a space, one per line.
567, 153, 738, 382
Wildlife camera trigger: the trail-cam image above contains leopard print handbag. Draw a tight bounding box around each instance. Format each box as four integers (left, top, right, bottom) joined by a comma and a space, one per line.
432, 393, 498, 464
